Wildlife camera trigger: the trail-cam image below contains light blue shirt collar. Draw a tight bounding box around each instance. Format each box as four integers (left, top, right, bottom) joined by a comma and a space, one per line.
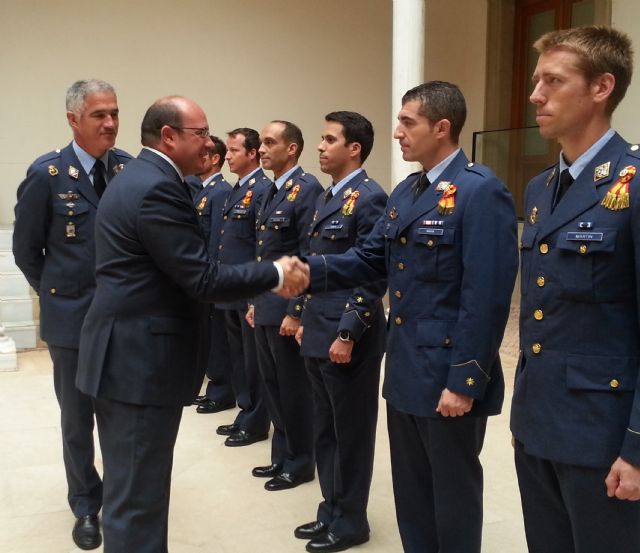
72, 141, 110, 184
274, 165, 300, 190
426, 148, 460, 184
559, 128, 615, 179
202, 171, 222, 187
143, 146, 184, 181
239, 166, 261, 187
331, 168, 363, 197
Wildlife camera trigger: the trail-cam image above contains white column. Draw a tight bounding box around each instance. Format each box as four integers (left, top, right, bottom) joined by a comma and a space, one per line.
391, 0, 426, 187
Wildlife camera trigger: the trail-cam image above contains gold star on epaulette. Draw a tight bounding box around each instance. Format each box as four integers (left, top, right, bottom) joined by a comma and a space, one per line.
356, 296, 364, 303
466, 377, 475, 386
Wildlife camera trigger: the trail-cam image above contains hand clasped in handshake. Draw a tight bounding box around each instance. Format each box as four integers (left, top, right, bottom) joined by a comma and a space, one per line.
275, 256, 310, 297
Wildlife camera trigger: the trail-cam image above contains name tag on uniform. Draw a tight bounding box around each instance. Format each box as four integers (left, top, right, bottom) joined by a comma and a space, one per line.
418, 228, 445, 236
324, 223, 344, 230
566, 232, 603, 242
231, 208, 248, 216
269, 217, 286, 223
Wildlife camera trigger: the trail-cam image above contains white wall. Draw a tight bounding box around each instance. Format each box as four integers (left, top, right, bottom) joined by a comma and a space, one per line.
0, 0, 392, 225
612, 0, 640, 142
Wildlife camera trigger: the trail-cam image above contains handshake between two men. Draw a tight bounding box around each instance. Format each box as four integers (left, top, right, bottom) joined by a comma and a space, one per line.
274, 256, 310, 298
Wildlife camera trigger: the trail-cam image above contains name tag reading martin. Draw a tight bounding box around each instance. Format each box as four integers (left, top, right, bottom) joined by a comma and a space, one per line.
566, 232, 604, 242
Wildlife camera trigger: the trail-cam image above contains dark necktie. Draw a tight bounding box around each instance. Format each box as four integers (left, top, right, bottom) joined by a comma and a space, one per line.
325, 186, 334, 204
93, 159, 107, 198
553, 169, 574, 210
264, 183, 278, 209
413, 172, 430, 202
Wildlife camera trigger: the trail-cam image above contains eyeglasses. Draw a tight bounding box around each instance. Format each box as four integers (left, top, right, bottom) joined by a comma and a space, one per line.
169, 126, 211, 138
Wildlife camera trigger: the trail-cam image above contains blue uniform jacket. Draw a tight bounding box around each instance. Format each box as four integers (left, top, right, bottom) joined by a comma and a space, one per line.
76, 149, 279, 407
307, 150, 518, 418
511, 132, 640, 468
13, 142, 132, 348
189, 173, 232, 256
216, 169, 272, 310
253, 167, 324, 326
300, 170, 387, 359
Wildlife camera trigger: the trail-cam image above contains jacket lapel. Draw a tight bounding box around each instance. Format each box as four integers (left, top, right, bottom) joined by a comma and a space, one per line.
398, 150, 467, 234
312, 170, 367, 230
60, 144, 99, 207
538, 133, 626, 239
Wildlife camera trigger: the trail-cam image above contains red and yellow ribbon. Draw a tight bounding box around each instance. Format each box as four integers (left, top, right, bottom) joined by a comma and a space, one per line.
241, 190, 253, 208
601, 165, 635, 210
287, 184, 300, 202
437, 184, 457, 215
341, 190, 360, 216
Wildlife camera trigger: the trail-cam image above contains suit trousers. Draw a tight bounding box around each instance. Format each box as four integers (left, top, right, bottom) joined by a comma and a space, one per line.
94, 398, 183, 553
514, 440, 640, 553
254, 324, 314, 476
49, 345, 102, 517
202, 306, 234, 404
224, 308, 270, 434
387, 405, 487, 553
305, 355, 382, 539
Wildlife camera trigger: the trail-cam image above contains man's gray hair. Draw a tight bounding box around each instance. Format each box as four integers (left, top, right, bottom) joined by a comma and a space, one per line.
65, 79, 116, 114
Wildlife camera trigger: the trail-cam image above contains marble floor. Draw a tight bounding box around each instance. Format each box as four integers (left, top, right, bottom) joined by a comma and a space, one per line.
0, 307, 527, 552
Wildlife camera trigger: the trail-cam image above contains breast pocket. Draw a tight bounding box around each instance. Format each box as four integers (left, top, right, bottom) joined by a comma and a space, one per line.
519, 225, 538, 296
555, 229, 619, 301
53, 202, 91, 244
267, 216, 292, 230
413, 227, 457, 281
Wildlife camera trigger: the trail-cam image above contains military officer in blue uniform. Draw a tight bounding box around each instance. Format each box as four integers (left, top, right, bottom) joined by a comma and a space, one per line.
304, 82, 518, 552
187, 137, 235, 414
12, 79, 132, 550
292, 111, 387, 553
511, 26, 640, 553
248, 120, 324, 490
215, 128, 273, 445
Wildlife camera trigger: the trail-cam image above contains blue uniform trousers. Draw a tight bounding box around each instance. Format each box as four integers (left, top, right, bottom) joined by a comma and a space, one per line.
49, 345, 102, 517
387, 405, 487, 553
514, 440, 640, 553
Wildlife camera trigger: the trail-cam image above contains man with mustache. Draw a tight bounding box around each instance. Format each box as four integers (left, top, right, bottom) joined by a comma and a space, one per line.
13, 79, 131, 550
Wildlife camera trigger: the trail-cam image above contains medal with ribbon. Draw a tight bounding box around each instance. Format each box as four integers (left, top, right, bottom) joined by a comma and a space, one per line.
242, 190, 253, 208
601, 165, 635, 210
287, 184, 300, 202
437, 184, 457, 215
341, 190, 360, 216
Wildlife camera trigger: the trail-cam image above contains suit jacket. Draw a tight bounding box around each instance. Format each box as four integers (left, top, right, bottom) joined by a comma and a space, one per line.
300, 170, 387, 359
307, 150, 518, 418
13, 142, 132, 348
75, 149, 279, 407
511, 132, 640, 468
253, 167, 324, 326
189, 173, 232, 256
216, 168, 272, 310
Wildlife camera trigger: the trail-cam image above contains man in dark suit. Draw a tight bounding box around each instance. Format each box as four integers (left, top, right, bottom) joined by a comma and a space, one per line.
511, 26, 640, 553
13, 79, 131, 551
293, 111, 387, 552
75, 96, 308, 553
215, 128, 273, 445
187, 137, 236, 414
304, 82, 518, 552
247, 120, 323, 491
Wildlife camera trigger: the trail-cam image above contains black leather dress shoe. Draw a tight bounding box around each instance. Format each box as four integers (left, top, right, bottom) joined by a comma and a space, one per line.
72, 514, 102, 550
193, 395, 208, 406
251, 463, 282, 478
306, 531, 369, 552
295, 520, 328, 540
224, 430, 268, 447
216, 423, 239, 436
196, 399, 235, 414
265, 471, 314, 491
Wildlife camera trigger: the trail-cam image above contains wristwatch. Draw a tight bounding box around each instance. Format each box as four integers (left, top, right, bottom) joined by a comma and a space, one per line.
338, 330, 354, 342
